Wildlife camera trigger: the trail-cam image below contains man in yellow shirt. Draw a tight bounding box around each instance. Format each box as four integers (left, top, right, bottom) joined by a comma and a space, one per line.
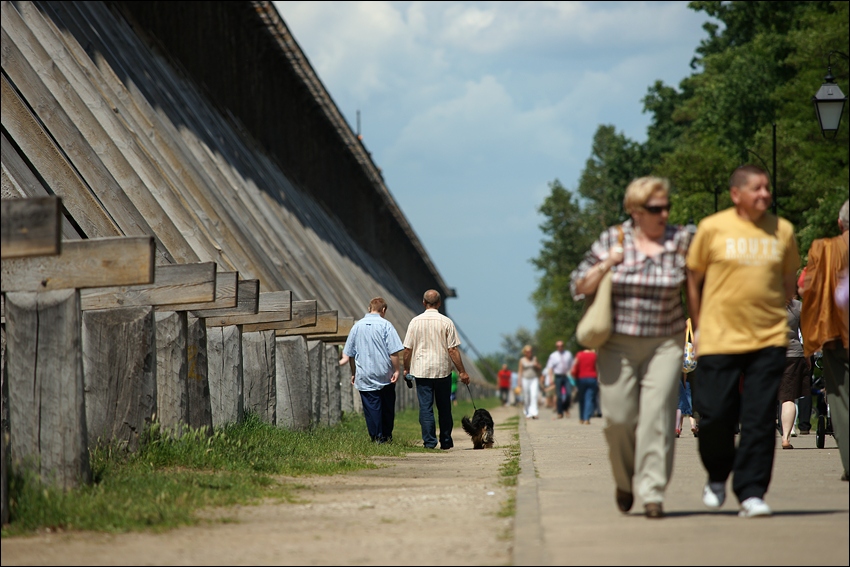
686, 164, 800, 518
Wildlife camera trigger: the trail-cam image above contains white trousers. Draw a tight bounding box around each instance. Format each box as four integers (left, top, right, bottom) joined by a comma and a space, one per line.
522, 377, 540, 417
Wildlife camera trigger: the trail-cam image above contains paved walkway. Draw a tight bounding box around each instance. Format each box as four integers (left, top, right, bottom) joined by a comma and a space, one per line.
511, 404, 849, 566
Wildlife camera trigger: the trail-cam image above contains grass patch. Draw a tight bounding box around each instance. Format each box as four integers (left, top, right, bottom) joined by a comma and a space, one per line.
2, 396, 503, 537
497, 416, 520, 518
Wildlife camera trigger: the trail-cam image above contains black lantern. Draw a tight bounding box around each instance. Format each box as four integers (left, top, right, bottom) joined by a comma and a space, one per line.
812, 51, 849, 138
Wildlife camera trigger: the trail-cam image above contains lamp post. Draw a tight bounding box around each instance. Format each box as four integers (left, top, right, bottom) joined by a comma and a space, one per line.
812, 51, 849, 138
744, 125, 777, 216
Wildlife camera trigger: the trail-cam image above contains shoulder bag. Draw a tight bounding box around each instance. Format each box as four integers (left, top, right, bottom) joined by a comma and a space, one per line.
576, 225, 623, 349
682, 318, 698, 373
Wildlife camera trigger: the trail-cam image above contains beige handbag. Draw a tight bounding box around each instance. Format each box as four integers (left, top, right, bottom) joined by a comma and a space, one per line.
576, 225, 624, 348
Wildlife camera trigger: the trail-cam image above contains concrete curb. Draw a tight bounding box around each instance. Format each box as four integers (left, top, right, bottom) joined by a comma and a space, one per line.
512, 408, 547, 566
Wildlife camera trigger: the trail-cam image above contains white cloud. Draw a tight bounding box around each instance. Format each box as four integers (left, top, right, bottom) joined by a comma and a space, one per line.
272, 0, 713, 353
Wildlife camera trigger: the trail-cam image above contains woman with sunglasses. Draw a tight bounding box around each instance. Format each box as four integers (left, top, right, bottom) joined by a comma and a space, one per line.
570, 176, 692, 519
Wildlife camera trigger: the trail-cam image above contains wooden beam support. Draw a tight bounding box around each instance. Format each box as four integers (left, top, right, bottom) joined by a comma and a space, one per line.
162, 271, 237, 311
79, 262, 216, 310
240, 300, 317, 333
302, 316, 354, 343
1, 236, 154, 292
202, 290, 292, 327
1, 196, 61, 258
191, 279, 259, 318
273, 310, 338, 337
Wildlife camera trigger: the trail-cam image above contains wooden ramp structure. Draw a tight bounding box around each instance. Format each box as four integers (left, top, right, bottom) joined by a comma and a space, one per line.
0, 1, 494, 514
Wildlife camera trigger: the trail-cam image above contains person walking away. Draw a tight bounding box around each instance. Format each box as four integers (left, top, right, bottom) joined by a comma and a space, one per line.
570, 176, 692, 519
519, 345, 542, 419
800, 199, 849, 481
497, 363, 512, 406
450, 370, 459, 406
687, 164, 800, 518
403, 289, 470, 450
570, 348, 599, 426
544, 340, 574, 419
777, 292, 809, 449
343, 297, 404, 444
675, 373, 698, 438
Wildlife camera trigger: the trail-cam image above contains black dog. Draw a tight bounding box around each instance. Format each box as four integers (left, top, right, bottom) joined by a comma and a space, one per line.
461, 408, 495, 449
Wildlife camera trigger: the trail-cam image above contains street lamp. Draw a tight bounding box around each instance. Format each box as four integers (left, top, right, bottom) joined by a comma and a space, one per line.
812, 51, 848, 138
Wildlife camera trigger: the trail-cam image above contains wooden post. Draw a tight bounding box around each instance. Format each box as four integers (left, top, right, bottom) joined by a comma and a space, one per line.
242, 330, 276, 424
275, 335, 311, 430
5, 290, 91, 490
0, 196, 61, 259
323, 343, 341, 426
186, 315, 213, 434
307, 340, 326, 426
155, 311, 189, 436
82, 306, 156, 453
207, 325, 243, 428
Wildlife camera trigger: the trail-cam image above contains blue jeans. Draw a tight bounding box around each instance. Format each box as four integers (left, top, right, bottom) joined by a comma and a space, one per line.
359, 383, 397, 443
415, 376, 454, 449
577, 377, 599, 421
555, 374, 572, 416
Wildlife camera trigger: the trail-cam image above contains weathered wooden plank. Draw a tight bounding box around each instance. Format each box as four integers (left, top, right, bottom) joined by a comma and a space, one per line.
80, 262, 216, 310
273, 310, 338, 337
193, 279, 259, 319
5, 289, 91, 490
1, 136, 82, 241
275, 335, 311, 430
242, 330, 276, 424
155, 311, 189, 434
307, 340, 325, 427
1, 196, 61, 258
1, 236, 155, 292
82, 306, 156, 453
207, 325, 243, 429
301, 316, 354, 343
0, 8, 199, 264
240, 300, 317, 333
202, 290, 292, 327
163, 271, 237, 312
186, 315, 213, 434
323, 343, 341, 426
0, 76, 124, 242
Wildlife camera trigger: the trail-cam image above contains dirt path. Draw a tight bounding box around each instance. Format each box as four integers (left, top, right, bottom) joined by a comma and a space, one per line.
0, 406, 517, 566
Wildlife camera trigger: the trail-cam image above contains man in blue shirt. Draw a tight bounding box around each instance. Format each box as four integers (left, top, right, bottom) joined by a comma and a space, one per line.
343, 297, 404, 443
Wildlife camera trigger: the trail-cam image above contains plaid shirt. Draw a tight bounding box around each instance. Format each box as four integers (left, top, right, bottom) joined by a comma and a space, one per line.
570, 220, 691, 337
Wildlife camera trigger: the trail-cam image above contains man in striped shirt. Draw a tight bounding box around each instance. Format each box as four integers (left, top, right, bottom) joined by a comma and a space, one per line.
403, 289, 470, 450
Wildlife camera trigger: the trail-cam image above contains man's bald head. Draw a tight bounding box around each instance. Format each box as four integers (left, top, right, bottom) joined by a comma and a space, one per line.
423, 289, 441, 308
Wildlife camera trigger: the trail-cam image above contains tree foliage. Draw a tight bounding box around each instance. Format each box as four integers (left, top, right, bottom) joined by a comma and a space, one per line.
530, 0, 848, 349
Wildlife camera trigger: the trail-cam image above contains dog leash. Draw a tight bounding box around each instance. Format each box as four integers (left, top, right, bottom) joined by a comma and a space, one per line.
465, 382, 478, 410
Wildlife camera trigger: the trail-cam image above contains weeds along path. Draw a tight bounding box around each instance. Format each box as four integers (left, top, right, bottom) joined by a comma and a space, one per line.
0, 405, 519, 566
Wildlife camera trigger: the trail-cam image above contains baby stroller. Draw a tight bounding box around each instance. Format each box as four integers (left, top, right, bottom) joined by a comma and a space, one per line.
811, 355, 834, 449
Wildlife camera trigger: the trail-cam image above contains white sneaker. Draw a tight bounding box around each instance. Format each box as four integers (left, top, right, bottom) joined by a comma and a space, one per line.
738, 497, 772, 518
703, 481, 726, 508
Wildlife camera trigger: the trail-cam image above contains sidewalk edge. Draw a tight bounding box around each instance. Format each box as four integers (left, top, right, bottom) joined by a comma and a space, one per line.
512, 410, 547, 566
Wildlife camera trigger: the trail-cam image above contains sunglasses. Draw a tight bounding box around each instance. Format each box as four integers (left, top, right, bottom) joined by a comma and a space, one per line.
642, 203, 672, 214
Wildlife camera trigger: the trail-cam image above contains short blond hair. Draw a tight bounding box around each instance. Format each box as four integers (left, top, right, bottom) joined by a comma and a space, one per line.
623, 176, 670, 215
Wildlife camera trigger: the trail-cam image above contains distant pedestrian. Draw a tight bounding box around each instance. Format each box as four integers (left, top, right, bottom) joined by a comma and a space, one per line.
497, 363, 512, 406
777, 295, 808, 449
570, 175, 692, 519
687, 164, 800, 518
519, 345, 542, 420
675, 374, 698, 438
800, 199, 849, 481
570, 348, 599, 426
451, 370, 459, 406
402, 289, 470, 450
343, 297, 404, 444
544, 340, 574, 419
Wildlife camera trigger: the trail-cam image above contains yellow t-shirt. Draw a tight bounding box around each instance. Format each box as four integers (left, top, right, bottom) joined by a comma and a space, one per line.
686, 208, 800, 356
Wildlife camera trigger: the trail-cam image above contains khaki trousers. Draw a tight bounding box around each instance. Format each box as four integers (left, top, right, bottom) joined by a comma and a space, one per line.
598, 333, 684, 504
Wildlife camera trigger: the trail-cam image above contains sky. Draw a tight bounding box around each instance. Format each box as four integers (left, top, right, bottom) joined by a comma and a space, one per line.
272, 1, 718, 356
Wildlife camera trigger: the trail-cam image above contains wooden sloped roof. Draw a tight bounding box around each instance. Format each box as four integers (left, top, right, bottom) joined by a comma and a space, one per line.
0, 1, 484, 381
